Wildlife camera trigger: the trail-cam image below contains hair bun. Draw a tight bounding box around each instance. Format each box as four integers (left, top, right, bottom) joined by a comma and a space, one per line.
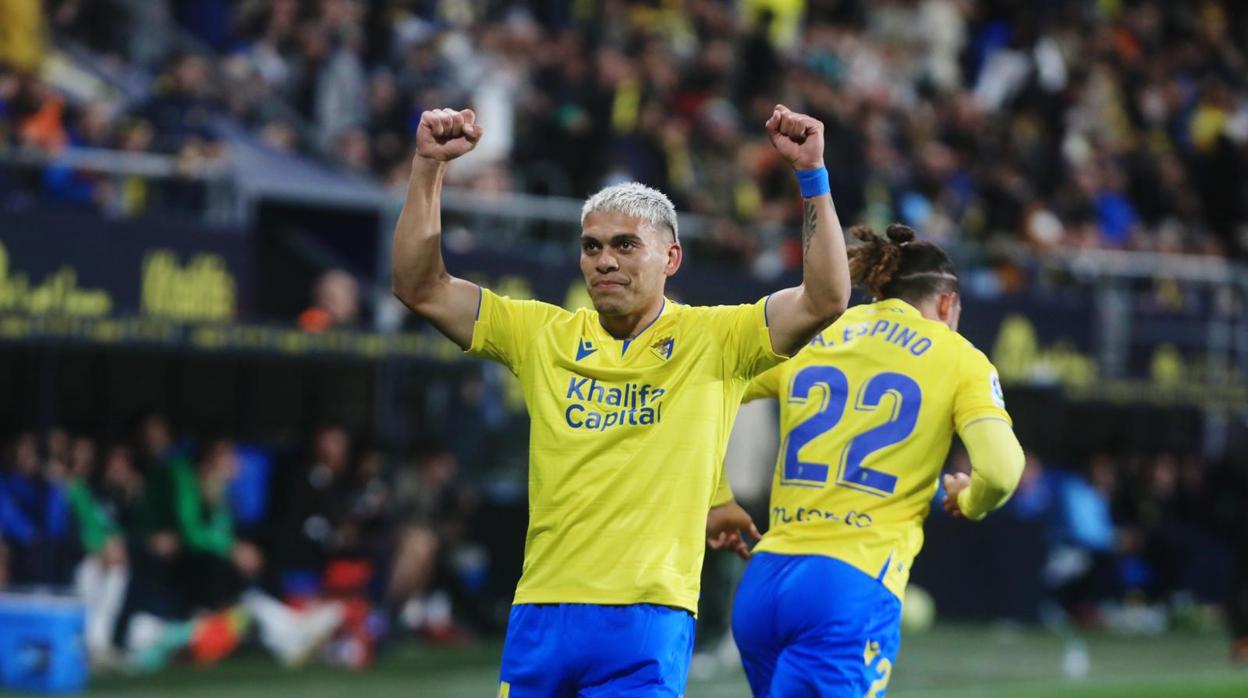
847, 223, 903, 299
885, 224, 916, 245
848, 224, 877, 244
847, 221, 957, 302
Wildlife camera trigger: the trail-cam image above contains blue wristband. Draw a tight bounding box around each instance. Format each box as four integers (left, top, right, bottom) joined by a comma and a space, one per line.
796, 167, 830, 198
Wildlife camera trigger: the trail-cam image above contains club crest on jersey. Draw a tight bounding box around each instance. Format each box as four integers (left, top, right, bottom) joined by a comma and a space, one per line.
990, 371, 1005, 408
864, 639, 881, 665
575, 338, 597, 361
650, 336, 675, 361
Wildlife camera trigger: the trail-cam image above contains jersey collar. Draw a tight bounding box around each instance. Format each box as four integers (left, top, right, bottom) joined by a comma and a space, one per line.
593, 298, 668, 355
874, 298, 923, 317
619, 298, 667, 355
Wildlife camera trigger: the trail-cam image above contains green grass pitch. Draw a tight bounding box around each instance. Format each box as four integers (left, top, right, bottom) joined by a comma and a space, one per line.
11, 624, 1246, 697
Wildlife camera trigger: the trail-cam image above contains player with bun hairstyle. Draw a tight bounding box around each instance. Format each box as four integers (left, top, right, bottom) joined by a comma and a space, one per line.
713, 223, 1026, 698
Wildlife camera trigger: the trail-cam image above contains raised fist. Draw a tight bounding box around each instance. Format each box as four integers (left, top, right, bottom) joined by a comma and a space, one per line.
415, 108, 483, 162
765, 104, 825, 171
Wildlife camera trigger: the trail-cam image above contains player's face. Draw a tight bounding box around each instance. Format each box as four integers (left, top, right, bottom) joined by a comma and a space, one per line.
580, 212, 681, 317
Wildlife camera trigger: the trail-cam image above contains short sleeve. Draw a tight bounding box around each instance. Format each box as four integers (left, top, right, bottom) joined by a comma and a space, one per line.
466, 288, 568, 375
953, 346, 1012, 433
743, 362, 785, 403
705, 296, 788, 381
711, 466, 734, 507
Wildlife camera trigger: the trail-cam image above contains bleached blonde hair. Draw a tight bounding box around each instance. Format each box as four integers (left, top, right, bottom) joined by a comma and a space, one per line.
580, 182, 678, 241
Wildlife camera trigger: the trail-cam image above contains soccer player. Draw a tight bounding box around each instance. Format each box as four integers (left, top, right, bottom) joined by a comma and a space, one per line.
721, 224, 1026, 697
390, 104, 851, 696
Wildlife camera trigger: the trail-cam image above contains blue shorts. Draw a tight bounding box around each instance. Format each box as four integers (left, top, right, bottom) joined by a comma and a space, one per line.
732, 553, 902, 698
498, 603, 695, 697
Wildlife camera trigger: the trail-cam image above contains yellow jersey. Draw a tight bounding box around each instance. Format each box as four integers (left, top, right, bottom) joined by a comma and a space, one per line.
745, 298, 1011, 599
468, 288, 785, 612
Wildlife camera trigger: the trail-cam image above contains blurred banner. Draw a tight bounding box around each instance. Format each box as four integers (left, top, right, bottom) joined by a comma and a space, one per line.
2, 213, 1243, 409
1, 208, 250, 322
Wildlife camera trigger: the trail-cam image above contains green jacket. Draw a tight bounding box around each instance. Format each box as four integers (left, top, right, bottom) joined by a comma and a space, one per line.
169, 458, 234, 557
66, 480, 118, 554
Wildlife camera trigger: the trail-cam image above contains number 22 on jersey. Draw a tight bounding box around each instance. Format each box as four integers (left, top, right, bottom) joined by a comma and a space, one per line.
780, 365, 922, 496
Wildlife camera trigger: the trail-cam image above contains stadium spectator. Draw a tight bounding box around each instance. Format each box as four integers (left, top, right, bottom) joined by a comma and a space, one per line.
134, 411, 176, 478
268, 425, 356, 579
1008, 453, 1112, 623
66, 437, 131, 664
44, 426, 69, 472
164, 439, 264, 612
1046, 455, 1124, 625
125, 438, 344, 670
391, 440, 477, 641
314, 25, 369, 151
135, 53, 219, 157
0, 431, 76, 587
366, 70, 412, 176
298, 269, 362, 332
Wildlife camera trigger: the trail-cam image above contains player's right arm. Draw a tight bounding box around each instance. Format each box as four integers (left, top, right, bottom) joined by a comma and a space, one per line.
391, 108, 484, 350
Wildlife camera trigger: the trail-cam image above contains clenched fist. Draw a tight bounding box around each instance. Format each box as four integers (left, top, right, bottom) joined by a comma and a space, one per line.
765, 104, 825, 171
415, 108, 483, 162
942, 472, 971, 519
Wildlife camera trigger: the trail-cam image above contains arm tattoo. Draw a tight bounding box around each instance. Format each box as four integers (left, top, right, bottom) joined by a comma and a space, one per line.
802, 200, 817, 256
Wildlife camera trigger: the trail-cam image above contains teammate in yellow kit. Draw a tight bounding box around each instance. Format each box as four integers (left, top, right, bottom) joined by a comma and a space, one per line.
390, 104, 851, 696
721, 224, 1026, 698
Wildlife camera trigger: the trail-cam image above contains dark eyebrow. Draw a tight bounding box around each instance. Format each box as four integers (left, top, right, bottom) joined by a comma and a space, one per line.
580, 232, 645, 247
608, 233, 644, 246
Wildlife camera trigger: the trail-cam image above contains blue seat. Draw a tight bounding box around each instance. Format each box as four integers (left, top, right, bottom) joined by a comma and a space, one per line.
228, 444, 274, 527
0, 592, 88, 693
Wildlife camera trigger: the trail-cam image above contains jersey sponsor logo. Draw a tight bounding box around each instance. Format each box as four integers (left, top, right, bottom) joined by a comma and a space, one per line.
575, 338, 598, 361
564, 376, 665, 431
650, 335, 675, 361
771, 505, 874, 528
990, 371, 1005, 408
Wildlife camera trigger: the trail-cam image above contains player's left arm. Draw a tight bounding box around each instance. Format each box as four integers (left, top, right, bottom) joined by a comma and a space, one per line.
743, 362, 784, 403
943, 418, 1025, 521
760, 105, 851, 356
944, 352, 1025, 520
706, 363, 784, 556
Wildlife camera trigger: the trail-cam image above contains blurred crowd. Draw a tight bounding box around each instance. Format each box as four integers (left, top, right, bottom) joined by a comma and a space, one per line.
6, 412, 1248, 671
0, 417, 484, 671
986, 449, 1248, 644
2, 0, 1246, 266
